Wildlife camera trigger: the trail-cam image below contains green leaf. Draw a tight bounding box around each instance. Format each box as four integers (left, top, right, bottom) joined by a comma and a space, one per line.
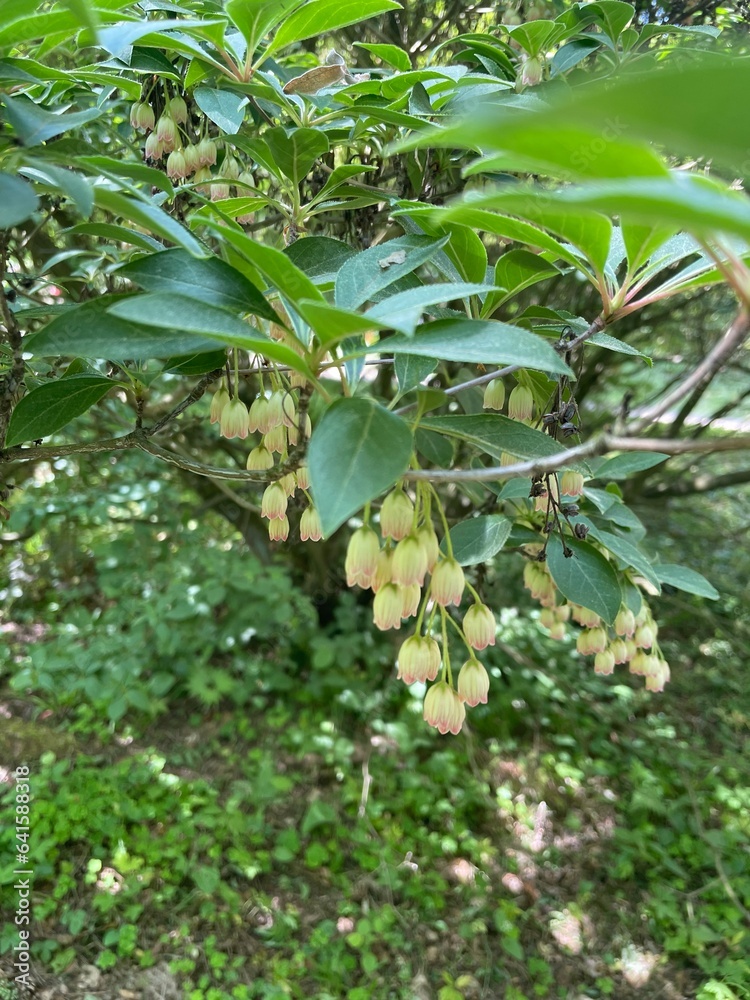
19, 163, 93, 218
267, 0, 402, 56
395, 355, 436, 395
117, 248, 275, 321
654, 564, 719, 600
97, 18, 222, 56
366, 282, 497, 336
77, 155, 175, 198
373, 319, 572, 376
487, 249, 561, 311
2, 94, 101, 146
505, 19, 570, 56
227, 0, 303, 54
593, 452, 669, 480
585, 525, 661, 593
285, 236, 356, 279
64, 223, 163, 253
585, 332, 652, 362
308, 398, 412, 537
204, 222, 324, 303
353, 42, 410, 72
107, 294, 311, 373
336, 236, 448, 310
163, 350, 227, 375
193, 86, 247, 134
192, 866, 220, 895
586, 1, 634, 40
296, 300, 387, 346
264, 127, 330, 187
300, 800, 337, 835
5, 375, 117, 447
445, 515, 512, 566
546, 536, 622, 625
420, 414, 577, 465
0, 173, 39, 228
94, 188, 206, 257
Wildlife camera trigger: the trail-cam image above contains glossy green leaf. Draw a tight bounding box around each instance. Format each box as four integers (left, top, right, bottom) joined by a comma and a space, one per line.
19, 163, 93, 218
370, 319, 572, 376
193, 87, 247, 134
395, 355, 437, 395
107, 295, 311, 373
97, 18, 221, 55
0, 173, 39, 228
94, 189, 206, 256
546, 536, 622, 625
335, 237, 449, 310
585, 525, 661, 593
64, 223, 162, 252
295, 301, 387, 345
77, 155, 175, 198
117, 248, 275, 321
285, 236, 356, 279
162, 351, 228, 376
2, 94, 101, 146
264, 127, 330, 186
366, 282, 497, 336
550, 38, 602, 75
203, 222, 325, 303
585, 1, 635, 40
308, 397, 412, 537
5, 375, 117, 447
488, 250, 561, 310
227, 0, 303, 54
593, 452, 669, 480
353, 42, 410, 72
420, 414, 577, 465
505, 19, 570, 56
585, 332, 652, 363
445, 515, 512, 566
268, 0, 402, 55
654, 564, 719, 600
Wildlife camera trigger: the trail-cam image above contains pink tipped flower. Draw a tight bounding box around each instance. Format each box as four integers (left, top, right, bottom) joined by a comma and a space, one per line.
371, 548, 394, 593
615, 608, 636, 638
392, 535, 428, 587
548, 623, 566, 640
610, 638, 629, 665
483, 378, 505, 410
278, 472, 297, 498
520, 54, 543, 87
131, 101, 155, 131
397, 635, 441, 685
261, 482, 288, 520
268, 515, 289, 542
295, 464, 310, 490
248, 396, 269, 434
170, 95, 188, 124
576, 626, 607, 656
635, 623, 656, 649
508, 384, 534, 422
417, 523, 440, 572
193, 166, 212, 195
399, 583, 421, 619
569, 604, 601, 629
560, 471, 585, 497
144, 132, 165, 161
265, 391, 285, 431
211, 181, 230, 201
594, 649, 615, 675
182, 143, 200, 175
431, 557, 465, 608
263, 425, 287, 455
155, 113, 177, 150
196, 137, 217, 167
380, 489, 414, 541
644, 656, 670, 692
457, 658, 490, 707
246, 445, 274, 471
222, 153, 241, 180
463, 603, 496, 650
300, 506, 323, 542
345, 526, 379, 589
166, 148, 188, 180
423, 682, 466, 735
209, 385, 230, 425
220, 396, 249, 439
373, 583, 403, 631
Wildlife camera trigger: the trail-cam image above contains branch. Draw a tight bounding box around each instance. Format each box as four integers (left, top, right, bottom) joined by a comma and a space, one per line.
642, 467, 750, 498
404, 433, 750, 483
628, 308, 750, 434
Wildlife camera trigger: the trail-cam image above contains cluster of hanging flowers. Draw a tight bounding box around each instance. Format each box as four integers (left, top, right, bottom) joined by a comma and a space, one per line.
344, 485, 498, 736
524, 556, 670, 691
130, 91, 255, 223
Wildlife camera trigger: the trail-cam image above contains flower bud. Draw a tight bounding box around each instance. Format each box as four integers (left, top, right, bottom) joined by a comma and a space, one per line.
560, 471, 584, 497
295, 464, 310, 490
397, 635, 441, 685
457, 658, 490, 706
266, 391, 285, 431
193, 166, 212, 195
166, 148, 188, 180
392, 535, 428, 587
263, 425, 287, 455
373, 583, 403, 631
508, 384, 534, 422
431, 557, 465, 608
610, 638, 629, 665
144, 132, 165, 161
521, 54, 543, 87
268, 515, 289, 542
170, 95, 188, 124
463, 603, 496, 650
238, 169, 255, 190
380, 490, 414, 541
371, 548, 393, 593
548, 623, 566, 641
156, 114, 177, 150
345, 526, 379, 588
594, 649, 615, 675
483, 378, 505, 410
423, 682, 465, 735
211, 182, 230, 201
300, 506, 323, 542
246, 445, 273, 471
644, 657, 670, 692
278, 472, 297, 498
576, 626, 607, 656
248, 395, 270, 434
635, 623, 655, 649
261, 482, 287, 520
183, 143, 200, 175
569, 604, 601, 629
220, 397, 249, 439
222, 154, 241, 181
209, 385, 229, 424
